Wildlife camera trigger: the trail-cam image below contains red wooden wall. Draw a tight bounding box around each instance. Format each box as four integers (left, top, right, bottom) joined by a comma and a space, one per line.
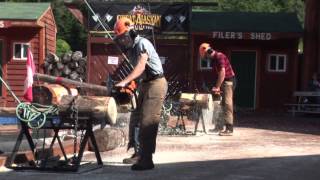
0, 8, 56, 107
302, 0, 320, 90
192, 35, 300, 109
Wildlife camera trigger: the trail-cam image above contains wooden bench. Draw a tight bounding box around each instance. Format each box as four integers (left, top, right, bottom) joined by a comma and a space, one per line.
285, 91, 320, 116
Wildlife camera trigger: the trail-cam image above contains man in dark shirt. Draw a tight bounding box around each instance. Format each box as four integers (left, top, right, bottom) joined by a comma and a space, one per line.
199, 43, 236, 136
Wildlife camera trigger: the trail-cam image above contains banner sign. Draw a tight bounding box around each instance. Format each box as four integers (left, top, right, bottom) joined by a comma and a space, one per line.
88, 2, 190, 36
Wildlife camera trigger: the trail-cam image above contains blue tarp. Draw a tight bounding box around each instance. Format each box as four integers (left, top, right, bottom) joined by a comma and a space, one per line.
0, 116, 18, 125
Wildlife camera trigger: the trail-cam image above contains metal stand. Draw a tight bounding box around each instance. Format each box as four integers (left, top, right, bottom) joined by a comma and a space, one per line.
6, 116, 103, 172
194, 106, 207, 135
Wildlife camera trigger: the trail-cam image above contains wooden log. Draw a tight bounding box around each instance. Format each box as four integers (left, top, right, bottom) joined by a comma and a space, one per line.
62, 65, 72, 75
76, 66, 85, 74
32, 84, 78, 105
69, 71, 79, 80
89, 127, 126, 152
52, 68, 62, 77
56, 62, 64, 70
71, 51, 83, 61
179, 93, 213, 109
46, 52, 59, 63
69, 61, 79, 69
62, 52, 72, 64
33, 73, 109, 95
47, 63, 54, 72
58, 95, 117, 125
78, 57, 87, 67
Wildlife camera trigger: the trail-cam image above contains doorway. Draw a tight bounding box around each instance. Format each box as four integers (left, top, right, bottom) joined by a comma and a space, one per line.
231, 51, 257, 109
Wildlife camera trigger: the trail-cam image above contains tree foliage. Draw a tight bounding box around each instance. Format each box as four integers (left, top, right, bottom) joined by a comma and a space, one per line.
56, 39, 71, 57
2, 0, 87, 54
194, 0, 305, 25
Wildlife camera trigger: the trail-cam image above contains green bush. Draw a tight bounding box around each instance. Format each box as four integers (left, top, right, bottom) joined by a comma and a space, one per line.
56, 39, 71, 57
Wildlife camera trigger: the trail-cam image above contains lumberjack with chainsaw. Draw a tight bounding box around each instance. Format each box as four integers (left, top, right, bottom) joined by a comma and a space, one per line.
199, 43, 236, 136
114, 17, 167, 171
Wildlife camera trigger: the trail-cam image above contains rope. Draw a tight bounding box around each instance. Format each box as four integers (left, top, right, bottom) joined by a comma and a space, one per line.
16, 102, 58, 129
0, 74, 58, 129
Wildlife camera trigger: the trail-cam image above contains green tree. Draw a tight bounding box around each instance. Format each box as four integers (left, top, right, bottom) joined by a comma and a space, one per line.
51, 0, 87, 54
2, 0, 88, 54
56, 39, 71, 56
194, 0, 305, 26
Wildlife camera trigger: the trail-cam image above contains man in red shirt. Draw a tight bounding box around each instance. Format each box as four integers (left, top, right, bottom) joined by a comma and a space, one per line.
199, 43, 236, 136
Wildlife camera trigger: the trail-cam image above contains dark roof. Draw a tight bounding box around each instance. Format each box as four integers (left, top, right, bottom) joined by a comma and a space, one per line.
191, 12, 303, 33
0, 2, 50, 20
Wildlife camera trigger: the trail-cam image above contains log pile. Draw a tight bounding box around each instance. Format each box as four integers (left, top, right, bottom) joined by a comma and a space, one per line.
43, 51, 87, 82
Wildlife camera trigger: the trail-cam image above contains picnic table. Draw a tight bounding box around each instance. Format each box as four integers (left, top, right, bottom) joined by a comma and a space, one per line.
285, 91, 320, 116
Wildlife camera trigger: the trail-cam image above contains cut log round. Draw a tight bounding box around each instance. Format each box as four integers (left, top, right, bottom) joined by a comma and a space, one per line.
46, 52, 59, 63
76, 66, 85, 74
78, 57, 87, 67
62, 52, 72, 64
69, 71, 79, 80
32, 84, 78, 105
52, 68, 62, 77
71, 51, 83, 62
56, 62, 64, 70
62, 66, 72, 75
69, 61, 79, 69
58, 95, 118, 125
47, 63, 54, 71
89, 127, 126, 152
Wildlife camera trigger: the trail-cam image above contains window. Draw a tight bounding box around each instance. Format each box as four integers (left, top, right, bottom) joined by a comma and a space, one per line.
267, 54, 287, 72
13, 43, 29, 60
199, 57, 212, 70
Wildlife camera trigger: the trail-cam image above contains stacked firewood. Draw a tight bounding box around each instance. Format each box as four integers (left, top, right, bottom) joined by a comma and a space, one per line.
43, 51, 87, 82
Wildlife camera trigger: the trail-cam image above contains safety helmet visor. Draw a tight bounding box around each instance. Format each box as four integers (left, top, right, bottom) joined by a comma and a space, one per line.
114, 31, 134, 52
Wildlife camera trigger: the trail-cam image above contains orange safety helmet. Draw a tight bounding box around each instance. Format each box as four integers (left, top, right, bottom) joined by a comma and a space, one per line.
114, 17, 134, 36
199, 43, 211, 59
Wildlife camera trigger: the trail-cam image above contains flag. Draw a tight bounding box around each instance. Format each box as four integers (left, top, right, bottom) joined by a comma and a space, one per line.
23, 48, 35, 102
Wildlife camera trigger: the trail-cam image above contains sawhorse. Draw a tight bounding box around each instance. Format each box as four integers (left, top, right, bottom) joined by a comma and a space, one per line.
6, 116, 103, 172
193, 105, 207, 135
175, 104, 207, 135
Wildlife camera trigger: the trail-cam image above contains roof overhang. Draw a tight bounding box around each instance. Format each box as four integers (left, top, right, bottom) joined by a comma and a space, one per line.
0, 19, 42, 28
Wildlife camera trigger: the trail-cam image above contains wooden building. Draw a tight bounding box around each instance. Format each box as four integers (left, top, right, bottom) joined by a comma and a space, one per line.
66, 2, 302, 110
0, 2, 57, 107
302, 0, 320, 89
191, 12, 303, 109
85, 11, 302, 110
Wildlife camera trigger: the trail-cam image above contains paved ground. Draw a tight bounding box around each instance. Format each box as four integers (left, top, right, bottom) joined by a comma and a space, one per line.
1, 112, 320, 180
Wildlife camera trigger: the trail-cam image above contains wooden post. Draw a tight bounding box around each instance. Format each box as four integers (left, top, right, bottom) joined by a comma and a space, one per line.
34, 73, 109, 95
303, 0, 320, 89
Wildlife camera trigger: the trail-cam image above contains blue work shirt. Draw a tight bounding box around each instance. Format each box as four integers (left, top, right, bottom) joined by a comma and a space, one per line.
129, 35, 163, 78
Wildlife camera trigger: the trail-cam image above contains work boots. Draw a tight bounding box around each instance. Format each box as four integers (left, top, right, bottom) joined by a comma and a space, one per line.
219, 124, 233, 136
209, 125, 224, 133
123, 152, 140, 164
131, 154, 154, 171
